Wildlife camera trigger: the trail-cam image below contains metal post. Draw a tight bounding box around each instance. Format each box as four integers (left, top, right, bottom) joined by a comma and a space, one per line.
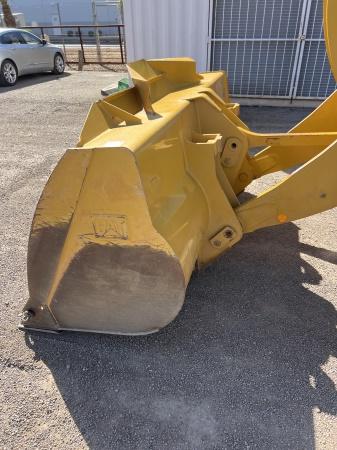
56, 2, 62, 24
78, 49, 84, 71
206, 0, 215, 71
91, 0, 102, 63
117, 25, 124, 64
78, 26, 86, 63
51, 2, 67, 58
40, 27, 45, 40
289, 0, 312, 101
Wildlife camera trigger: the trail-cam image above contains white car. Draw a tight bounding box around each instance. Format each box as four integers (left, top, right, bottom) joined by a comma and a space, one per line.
0, 28, 65, 86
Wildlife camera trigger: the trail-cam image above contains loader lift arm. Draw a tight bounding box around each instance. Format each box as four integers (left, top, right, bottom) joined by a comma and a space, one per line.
236, 138, 337, 233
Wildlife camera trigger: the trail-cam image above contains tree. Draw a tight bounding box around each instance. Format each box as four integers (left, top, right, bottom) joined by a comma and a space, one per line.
0, 0, 16, 28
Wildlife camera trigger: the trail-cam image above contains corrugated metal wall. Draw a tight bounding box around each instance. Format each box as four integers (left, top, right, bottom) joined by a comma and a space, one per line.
123, 0, 211, 71
210, 0, 336, 99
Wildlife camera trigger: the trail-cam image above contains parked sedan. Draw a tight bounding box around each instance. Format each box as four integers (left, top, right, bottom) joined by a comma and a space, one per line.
0, 28, 65, 86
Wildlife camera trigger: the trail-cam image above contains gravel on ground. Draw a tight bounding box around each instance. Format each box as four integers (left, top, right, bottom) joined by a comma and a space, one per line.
0, 70, 336, 450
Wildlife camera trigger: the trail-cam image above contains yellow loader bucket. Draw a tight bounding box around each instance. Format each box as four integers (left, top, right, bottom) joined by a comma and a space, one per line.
21, 0, 337, 335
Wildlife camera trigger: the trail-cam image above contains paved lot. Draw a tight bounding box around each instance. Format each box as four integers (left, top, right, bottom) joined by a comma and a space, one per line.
0, 71, 336, 449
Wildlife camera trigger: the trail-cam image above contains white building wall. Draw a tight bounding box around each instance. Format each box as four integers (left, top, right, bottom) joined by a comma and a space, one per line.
7, 0, 120, 26
123, 0, 211, 71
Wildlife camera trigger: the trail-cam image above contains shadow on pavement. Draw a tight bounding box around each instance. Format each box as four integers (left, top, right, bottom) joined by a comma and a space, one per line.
0, 72, 71, 93
26, 222, 337, 449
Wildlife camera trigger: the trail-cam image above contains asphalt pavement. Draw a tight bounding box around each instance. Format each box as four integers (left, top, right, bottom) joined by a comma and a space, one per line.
0, 70, 336, 449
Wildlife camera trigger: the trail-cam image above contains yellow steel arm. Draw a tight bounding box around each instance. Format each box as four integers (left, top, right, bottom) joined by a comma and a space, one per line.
240, 129, 337, 148
236, 139, 337, 232
324, 0, 337, 82
246, 91, 337, 178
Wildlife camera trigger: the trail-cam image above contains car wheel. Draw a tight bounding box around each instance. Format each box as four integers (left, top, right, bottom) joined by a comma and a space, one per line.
0, 60, 18, 86
52, 54, 65, 75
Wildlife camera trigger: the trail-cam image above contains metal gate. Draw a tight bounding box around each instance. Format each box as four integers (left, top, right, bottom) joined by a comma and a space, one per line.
209, 0, 336, 99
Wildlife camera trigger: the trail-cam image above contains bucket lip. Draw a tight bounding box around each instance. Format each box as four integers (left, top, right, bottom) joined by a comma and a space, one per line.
18, 323, 160, 336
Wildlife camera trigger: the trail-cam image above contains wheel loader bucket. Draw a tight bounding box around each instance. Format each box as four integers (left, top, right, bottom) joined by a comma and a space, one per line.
21, 0, 337, 335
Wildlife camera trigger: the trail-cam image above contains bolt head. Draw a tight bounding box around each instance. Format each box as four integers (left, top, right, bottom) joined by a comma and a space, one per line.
239, 172, 248, 182
22, 309, 35, 322
224, 230, 233, 239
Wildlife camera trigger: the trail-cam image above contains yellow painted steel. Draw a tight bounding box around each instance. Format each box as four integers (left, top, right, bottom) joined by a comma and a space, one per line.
324, 0, 337, 82
21, 0, 337, 335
